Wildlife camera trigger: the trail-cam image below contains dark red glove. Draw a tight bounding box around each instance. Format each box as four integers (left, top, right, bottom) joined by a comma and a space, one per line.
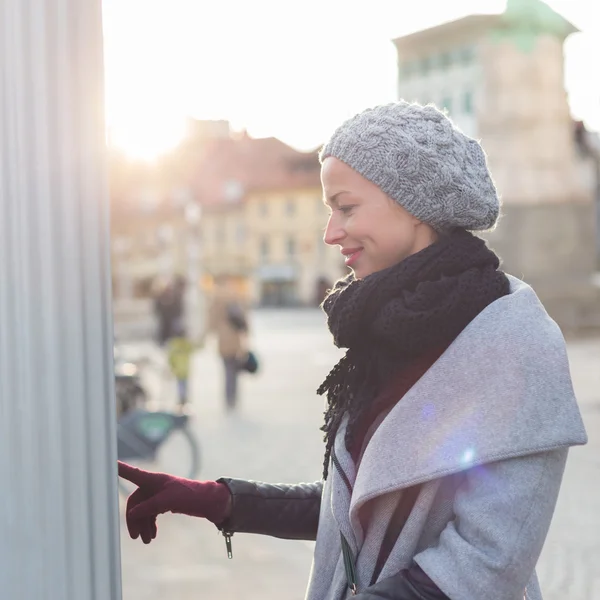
118, 461, 232, 544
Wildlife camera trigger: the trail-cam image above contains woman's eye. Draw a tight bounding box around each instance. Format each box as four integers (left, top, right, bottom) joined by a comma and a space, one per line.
339, 205, 354, 215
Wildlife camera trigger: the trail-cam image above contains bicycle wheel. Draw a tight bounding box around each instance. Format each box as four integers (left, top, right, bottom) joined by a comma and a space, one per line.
118, 424, 201, 496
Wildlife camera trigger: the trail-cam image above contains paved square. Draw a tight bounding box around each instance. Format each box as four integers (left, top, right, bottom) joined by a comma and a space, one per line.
118, 310, 600, 599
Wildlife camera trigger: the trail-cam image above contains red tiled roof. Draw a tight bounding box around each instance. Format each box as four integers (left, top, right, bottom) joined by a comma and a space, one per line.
108, 130, 323, 217
187, 135, 322, 206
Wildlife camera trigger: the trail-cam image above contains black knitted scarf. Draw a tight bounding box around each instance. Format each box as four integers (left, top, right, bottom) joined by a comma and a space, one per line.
318, 228, 510, 479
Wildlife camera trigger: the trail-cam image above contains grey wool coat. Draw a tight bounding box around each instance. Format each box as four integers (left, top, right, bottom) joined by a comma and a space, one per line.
305, 276, 587, 600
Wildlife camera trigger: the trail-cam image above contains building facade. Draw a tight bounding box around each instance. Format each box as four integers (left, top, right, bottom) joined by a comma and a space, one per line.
393, 0, 599, 331
110, 123, 346, 340
198, 137, 345, 307
243, 187, 343, 306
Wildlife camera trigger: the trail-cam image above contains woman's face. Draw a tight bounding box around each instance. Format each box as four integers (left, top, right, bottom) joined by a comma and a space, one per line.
321, 157, 438, 279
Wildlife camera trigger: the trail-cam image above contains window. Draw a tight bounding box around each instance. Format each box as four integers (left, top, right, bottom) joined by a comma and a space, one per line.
133, 277, 154, 299
285, 197, 295, 216
287, 236, 296, 258
400, 60, 414, 80
420, 56, 432, 76
458, 45, 475, 65
235, 223, 246, 246
439, 52, 452, 69
215, 223, 226, 246
260, 237, 270, 261
463, 90, 474, 114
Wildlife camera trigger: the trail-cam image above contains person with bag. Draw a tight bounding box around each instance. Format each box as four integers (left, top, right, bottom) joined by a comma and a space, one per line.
204, 276, 252, 411
119, 101, 587, 600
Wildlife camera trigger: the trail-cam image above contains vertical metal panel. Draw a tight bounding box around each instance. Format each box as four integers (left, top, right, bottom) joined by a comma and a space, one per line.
0, 1, 122, 599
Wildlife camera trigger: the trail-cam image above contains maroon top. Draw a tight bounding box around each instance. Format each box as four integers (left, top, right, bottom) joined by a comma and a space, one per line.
351, 345, 448, 467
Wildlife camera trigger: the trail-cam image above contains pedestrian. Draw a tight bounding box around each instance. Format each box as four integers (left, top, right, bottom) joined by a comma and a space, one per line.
153, 274, 186, 347
118, 101, 587, 600
165, 322, 195, 409
204, 275, 249, 410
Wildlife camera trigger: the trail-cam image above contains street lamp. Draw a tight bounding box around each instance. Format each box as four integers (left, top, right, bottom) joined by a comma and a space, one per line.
184, 199, 204, 342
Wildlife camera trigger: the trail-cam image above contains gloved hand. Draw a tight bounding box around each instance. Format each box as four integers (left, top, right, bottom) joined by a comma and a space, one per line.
118, 461, 232, 544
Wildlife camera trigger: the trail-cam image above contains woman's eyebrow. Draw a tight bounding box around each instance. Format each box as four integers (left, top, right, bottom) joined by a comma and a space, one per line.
323, 191, 350, 207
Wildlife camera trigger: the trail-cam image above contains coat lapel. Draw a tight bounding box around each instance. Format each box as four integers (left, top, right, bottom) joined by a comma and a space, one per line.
349, 277, 587, 522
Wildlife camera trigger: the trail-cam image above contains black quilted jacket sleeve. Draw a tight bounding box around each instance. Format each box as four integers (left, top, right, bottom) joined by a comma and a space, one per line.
215, 478, 323, 541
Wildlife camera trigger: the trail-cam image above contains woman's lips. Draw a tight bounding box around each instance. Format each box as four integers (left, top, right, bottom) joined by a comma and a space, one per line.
343, 249, 363, 266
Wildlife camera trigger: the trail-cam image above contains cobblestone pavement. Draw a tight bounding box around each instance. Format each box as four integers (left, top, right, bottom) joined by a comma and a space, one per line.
118, 310, 600, 600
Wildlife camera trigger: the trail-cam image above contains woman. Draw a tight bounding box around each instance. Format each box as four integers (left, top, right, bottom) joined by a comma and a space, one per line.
119, 102, 587, 600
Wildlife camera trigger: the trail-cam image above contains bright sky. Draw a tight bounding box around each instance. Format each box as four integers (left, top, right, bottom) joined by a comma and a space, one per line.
102, 0, 599, 159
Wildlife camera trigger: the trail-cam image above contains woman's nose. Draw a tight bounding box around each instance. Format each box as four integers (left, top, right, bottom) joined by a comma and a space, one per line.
323, 214, 345, 246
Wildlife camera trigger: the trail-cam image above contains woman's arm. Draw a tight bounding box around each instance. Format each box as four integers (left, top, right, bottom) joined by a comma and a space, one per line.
216, 478, 323, 541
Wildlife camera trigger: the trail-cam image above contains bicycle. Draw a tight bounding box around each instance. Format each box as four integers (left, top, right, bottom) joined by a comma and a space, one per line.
114, 345, 201, 495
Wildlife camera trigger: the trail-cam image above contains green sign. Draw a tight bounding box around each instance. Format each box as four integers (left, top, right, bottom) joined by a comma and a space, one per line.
137, 413, 173, 441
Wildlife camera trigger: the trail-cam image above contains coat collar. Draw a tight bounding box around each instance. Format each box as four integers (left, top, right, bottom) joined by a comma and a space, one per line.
335, 276, 588, 520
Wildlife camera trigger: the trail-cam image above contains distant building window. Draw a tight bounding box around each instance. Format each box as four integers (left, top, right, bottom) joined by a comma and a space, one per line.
215, 224, 226, 246
260, 237, 270, 260
463, 90, 474, 114
287, 236, 296, 258
420, 56, 432, 75
458, 45, 475, 65
133, 277, 154, 299
439, 52, 452, 69
235, 223, 246, 246
285, 197, 295, 216
400, 60, 414, 79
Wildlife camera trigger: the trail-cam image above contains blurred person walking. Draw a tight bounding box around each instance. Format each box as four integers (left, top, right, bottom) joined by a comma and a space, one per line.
204, 276, 249, 411
165, 323, 195, 409
118, 102, 587, 600
153, 274, 187, 347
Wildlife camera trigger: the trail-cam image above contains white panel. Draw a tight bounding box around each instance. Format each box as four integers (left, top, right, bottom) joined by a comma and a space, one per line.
0, 1, 122, 599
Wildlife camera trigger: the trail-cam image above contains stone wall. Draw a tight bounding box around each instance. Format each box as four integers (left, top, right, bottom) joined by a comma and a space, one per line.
482, 198, 600, 333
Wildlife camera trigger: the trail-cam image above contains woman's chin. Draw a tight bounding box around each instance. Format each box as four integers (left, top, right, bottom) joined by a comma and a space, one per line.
351, 265, 370, 279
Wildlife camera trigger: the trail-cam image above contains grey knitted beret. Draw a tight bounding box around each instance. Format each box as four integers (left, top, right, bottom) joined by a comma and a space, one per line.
319, 101, 500, 232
